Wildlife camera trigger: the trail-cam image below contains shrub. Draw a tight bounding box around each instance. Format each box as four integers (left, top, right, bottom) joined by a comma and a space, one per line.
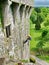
30, 57, 36, 63
42, 30, 48, 37
35, 23, 41, 30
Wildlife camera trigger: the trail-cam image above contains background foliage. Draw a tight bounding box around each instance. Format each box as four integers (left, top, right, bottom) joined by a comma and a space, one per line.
30, 7, 49, 63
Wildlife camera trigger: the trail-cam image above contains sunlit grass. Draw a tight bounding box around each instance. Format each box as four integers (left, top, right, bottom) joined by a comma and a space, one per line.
37, 55, 49, 63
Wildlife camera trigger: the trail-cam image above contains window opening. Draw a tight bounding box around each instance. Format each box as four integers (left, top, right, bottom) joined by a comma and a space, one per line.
6, 25, 11, 37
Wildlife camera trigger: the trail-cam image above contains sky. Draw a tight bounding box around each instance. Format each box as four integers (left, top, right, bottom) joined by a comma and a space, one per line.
33, 0, 49, 7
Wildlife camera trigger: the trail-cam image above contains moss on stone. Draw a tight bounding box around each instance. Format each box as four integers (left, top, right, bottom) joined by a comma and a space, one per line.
30, 57, 36, 63
20, 59, 28, 63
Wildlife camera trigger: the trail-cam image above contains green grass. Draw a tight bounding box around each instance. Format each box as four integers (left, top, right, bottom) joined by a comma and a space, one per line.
30, 21, 42, 51
30, 20, 49, 63
37, 55, 49, 63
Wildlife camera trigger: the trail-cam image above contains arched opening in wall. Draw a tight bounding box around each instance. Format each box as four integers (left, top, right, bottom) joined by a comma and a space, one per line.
25, 6, 29, 18
28, 6, 32, 18
26, 6, 29, 12
6, 25, 11, 38
28, 7, 32, 14
19, 4, 25, 20
0, 7, 3, 31
10, 2, 19, 24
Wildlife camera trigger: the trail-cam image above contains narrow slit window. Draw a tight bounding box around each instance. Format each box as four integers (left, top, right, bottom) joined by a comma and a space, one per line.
6, 25, 11, 37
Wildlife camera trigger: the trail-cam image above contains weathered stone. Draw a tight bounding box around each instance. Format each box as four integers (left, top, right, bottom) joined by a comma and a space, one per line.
11, 0, 33, 6
0, 57, 5, 65
0, 0, 33, 64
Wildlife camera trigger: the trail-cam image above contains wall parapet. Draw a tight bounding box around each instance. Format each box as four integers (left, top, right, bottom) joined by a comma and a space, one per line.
11, 0, 33, 6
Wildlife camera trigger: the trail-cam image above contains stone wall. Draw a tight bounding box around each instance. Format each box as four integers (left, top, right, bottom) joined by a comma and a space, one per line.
11, 0, 33, 6
0, 0, 33, 64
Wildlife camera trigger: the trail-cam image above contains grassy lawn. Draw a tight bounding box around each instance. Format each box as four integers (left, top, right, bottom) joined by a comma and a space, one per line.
30, 20, 49, 63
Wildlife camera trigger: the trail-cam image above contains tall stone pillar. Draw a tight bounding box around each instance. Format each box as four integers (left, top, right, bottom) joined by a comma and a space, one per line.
23, 6, 30, 61
11, 3, 22, 60
23, 6, 32, 61
1, 0, 11, 59
28, 7, 32, 19
19, 5, 26, 59
1, 0, 15, 61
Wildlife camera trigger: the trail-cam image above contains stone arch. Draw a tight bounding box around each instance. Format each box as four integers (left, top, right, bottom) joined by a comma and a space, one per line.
10, 2, 19, 24
28, 6, 32, 18
19, 4, 25, 20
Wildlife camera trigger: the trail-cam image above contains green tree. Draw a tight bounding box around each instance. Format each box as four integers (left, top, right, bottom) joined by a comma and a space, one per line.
30, 8, 45, 30
41, 7, 49, 17
44, 15, 49, 27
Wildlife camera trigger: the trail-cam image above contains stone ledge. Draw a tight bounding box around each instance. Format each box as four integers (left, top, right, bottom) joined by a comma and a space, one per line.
23, 63, 35, 65
11, 0, 33, 6
6, 63, 35, 65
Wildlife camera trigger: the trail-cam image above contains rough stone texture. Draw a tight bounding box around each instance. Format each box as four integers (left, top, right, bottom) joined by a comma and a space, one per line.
6, 63, 35, 65
1, 1, 14, 59
0, 0, 33, 65
0, 30, 5, 57
31, 55, 49, 65
12, 3, 22, 60
11, 0, 33, 6
24, 63, 35, 65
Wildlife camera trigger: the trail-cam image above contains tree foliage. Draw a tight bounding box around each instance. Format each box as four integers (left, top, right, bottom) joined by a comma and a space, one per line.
30, 8, 45, 30
30, 7, 49, 30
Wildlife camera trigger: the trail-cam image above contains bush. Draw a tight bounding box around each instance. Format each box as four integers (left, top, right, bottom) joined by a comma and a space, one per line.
34, 8, 41, 13
42, 30, 48, 37
30, 57, 36, 63
35, 24, 41, 30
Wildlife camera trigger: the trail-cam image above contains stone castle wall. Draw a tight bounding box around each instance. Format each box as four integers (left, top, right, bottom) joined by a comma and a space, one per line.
0, 0, 33, 64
